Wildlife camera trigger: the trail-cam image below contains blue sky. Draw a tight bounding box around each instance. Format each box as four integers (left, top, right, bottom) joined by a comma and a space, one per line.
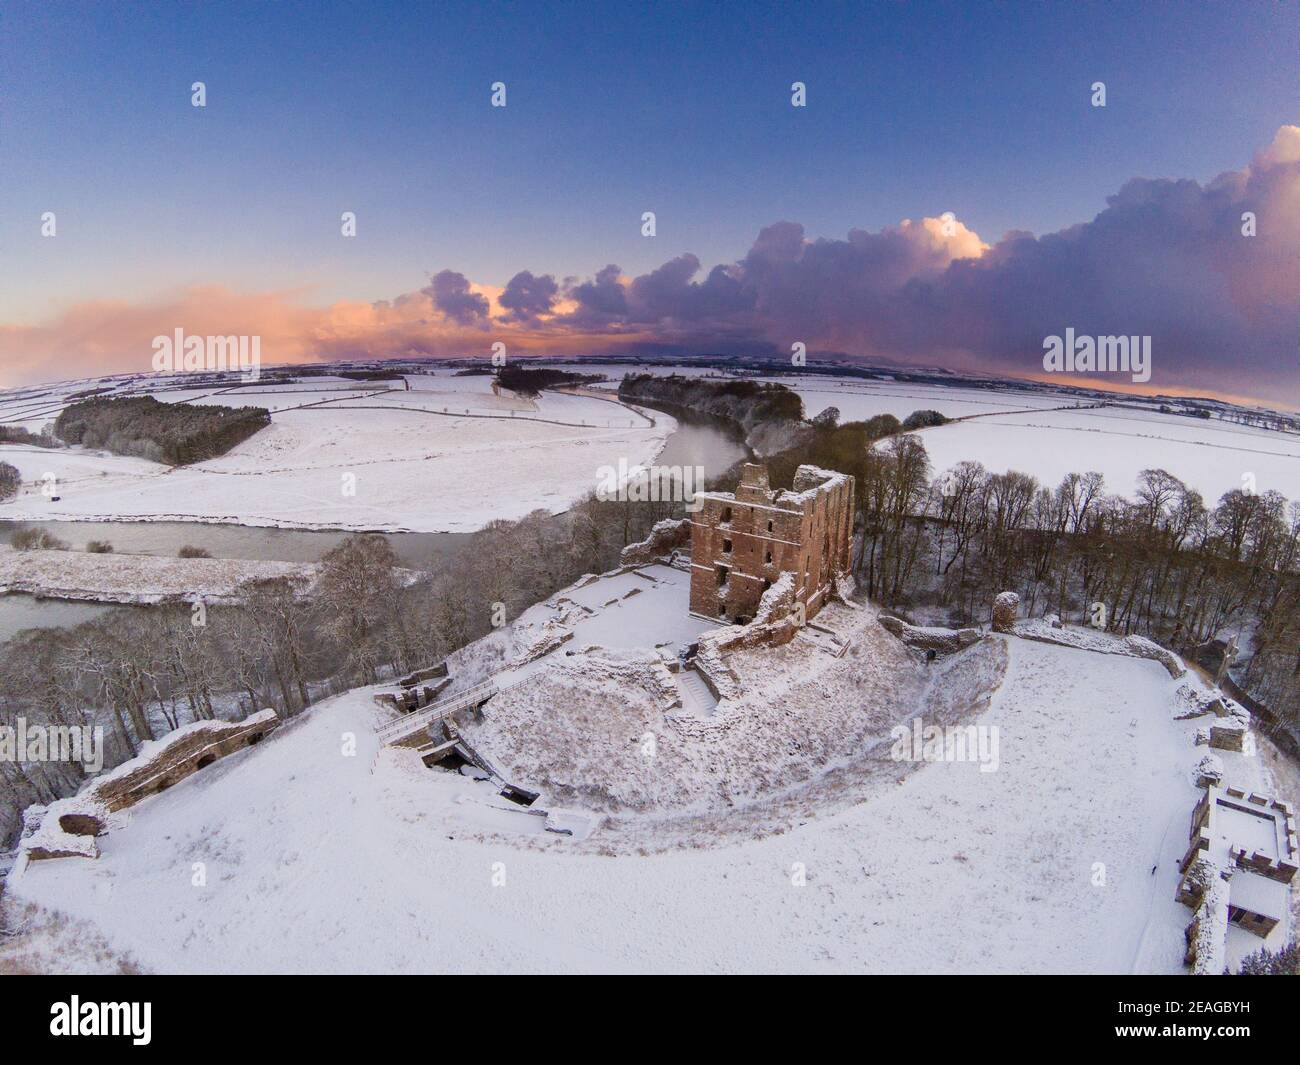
3, 0, 1295, 314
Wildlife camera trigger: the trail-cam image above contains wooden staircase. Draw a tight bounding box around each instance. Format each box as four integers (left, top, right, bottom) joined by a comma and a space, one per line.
375, 677, 500, 746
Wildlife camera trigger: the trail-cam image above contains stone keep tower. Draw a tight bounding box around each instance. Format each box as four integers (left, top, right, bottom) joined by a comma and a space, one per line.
688, 462, 854, 624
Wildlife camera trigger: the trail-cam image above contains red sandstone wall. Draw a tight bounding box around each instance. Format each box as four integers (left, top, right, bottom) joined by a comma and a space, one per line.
689, 467, 854, 624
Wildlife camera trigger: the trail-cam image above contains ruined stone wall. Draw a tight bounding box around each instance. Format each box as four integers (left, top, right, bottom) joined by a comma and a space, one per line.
21, 710, 279, 861
878, 615, 984, 655
85, 711, 279, 813
619, 517, 692, 567
689, 463, 854, 625
992, 591, 1019, 633
690, 574, 800, 701
1181, 856, 1230, 973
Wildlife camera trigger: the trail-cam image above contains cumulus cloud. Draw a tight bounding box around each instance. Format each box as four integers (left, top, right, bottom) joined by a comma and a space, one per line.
3, 126, 1296, 407
879, 126, 1300, 397
498, 270, 559, 323
421, 270, 489, 325
564, 264, 629, 327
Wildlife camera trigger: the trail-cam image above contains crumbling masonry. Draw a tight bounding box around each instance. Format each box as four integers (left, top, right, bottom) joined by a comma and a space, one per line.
689, 463, 854, 625
20, 710, 279, 862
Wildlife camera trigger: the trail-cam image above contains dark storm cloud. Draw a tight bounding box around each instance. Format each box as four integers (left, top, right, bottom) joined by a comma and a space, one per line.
873, 148, 1300, 386
563, 264, 629, 327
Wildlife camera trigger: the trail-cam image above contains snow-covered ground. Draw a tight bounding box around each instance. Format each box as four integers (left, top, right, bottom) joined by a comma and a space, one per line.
0, 371, 672, 532
0, 546, 323, 605
553, 564, 715, 655
4, 363, 1294, 973
5, 366, 1294, 530
741, 374, 1297, 503
428, 562, 720, 691
570, 367, 1299, 504
460, 596, 1006, 820
764, 375, 1072, 422
8, 614, 1288, 973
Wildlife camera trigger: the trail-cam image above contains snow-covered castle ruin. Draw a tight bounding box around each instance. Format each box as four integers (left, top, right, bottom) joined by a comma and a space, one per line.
688, 463, 854, 625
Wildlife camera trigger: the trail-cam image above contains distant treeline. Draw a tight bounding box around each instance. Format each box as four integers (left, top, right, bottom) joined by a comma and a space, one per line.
55, 395, 271, 465
0, 425, 61, 448
336, 370, 405, 382
618, 373, 805, 430
495, 365, 601, 396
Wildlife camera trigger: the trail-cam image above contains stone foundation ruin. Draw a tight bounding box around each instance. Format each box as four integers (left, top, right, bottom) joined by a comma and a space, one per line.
1176, 784, 1298, 970
20, 710, 279, 862
877, 615, 984, 656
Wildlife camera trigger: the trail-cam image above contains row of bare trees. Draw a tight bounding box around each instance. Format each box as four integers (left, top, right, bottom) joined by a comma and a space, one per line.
752, 411, 1297, 735
911, 456, 1298, 649
0, 489, 676, 845
839, 432, 1298, 737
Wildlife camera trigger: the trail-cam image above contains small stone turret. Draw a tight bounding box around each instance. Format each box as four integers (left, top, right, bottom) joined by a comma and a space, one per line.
992, 591, 1020, 633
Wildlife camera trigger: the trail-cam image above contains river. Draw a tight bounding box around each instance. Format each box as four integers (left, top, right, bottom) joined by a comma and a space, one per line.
0, 595, 122, 643
0, 417, 747, 639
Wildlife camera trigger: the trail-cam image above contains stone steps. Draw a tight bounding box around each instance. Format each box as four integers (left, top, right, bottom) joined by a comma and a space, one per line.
676, 668, 718, 714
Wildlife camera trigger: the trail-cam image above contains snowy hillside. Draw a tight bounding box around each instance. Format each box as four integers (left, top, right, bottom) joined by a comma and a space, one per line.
7, 621, 1290, 973
0, 371, 671, 532
461, 599, 1006, 824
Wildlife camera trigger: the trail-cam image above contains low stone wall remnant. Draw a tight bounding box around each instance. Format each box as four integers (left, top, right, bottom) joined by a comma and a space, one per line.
878, 616, 983, 656
619, 518, 692, 567
20, 710, 279, 863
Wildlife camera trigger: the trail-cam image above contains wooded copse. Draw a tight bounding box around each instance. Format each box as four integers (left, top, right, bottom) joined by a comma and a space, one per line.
54, 395, 271, 465
618, 373, 806, 429
494, 365, 601, 396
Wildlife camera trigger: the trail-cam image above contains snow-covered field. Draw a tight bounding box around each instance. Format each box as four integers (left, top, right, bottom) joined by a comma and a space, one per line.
7, 614, 1288, 973
0, 546, 400, 605
565, 367, 1299, 504
4, 365, 1294, 531
914, 405, 1299, 502
551, 564, 716, 654
765, 375, 1072, 422
743, 374, 1297, 503
0, 371, 671, 532
2, 363, 1295, 973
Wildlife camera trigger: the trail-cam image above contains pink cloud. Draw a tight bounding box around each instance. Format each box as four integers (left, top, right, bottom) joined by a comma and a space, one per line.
3, 127, 1296, 409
